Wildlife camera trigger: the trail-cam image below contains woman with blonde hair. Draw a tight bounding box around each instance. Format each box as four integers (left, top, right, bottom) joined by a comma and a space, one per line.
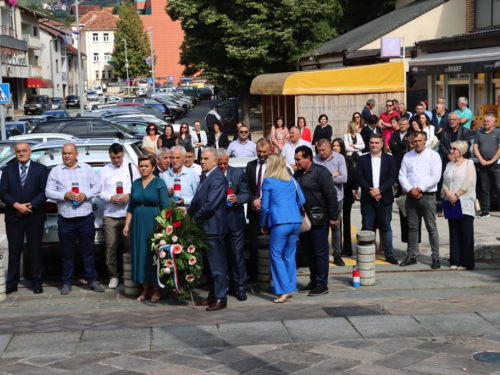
260, 154, 305, 303
343, 121, 365, 156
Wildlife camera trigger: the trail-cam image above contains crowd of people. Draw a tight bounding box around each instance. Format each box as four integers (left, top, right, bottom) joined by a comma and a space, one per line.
0, 95, 496, 309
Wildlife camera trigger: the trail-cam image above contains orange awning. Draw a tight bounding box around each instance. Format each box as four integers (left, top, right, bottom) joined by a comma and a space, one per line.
25, 78, 54, 89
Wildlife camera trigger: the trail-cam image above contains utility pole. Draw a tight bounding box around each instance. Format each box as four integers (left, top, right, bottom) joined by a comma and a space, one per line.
148, 27, 154, 92
122, 39, 129, 96
75, 0, 84, 116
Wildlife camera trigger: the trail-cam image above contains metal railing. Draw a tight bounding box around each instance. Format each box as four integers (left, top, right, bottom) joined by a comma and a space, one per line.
0, 25, 14, 37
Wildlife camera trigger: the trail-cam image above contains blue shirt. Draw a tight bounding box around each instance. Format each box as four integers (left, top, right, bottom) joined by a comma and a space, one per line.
161, 165, 200, 205
312, 152, 347, 201
361, 107, 371, 124
281, 139, 311, 165
18, 160, 31, 177
227, 139, 257, 157
454, 107, 473, 129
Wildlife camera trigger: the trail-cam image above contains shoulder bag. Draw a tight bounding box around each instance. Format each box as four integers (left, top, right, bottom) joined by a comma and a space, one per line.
292, 178, 311, 233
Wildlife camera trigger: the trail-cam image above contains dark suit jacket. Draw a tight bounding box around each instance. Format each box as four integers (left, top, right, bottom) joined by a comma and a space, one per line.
188, 167, 228, 235
208, 131, 230, 149
439, 125, 471, 159
244, 159, 259, 220
0, 161, 48, 223
432, 110, 450, 133
360, 126, 382, 153
225, 166, 249, 232
356, 153, 397, 206
389, 131, 411, 170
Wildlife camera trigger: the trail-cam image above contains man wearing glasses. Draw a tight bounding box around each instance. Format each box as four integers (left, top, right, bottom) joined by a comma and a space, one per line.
379, 100, 396, 130
227, 125, 257, 157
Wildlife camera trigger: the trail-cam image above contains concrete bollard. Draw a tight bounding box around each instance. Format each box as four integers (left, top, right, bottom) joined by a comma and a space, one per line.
0, 259, 5, 302
356, 231, 376, 286
257, 235, 271, 291
122, 253, 141, 296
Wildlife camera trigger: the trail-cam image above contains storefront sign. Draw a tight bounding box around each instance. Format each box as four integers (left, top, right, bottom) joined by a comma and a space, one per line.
411, 60, 500, 75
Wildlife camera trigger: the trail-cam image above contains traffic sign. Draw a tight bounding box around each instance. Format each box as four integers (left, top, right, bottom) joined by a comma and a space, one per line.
168, 76, 174, 82
0, 83, 10, 104
126, 78, 130, 83
147, 78, 154, 84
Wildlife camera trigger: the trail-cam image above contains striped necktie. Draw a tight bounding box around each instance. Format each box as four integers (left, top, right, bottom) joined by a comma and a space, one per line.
20, 165, 27, 188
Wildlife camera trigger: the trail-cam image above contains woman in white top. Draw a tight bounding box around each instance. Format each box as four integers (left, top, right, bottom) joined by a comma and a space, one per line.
418, 113, 439, 149
442, 140, 476, 270
190, 121, 207, 164
142, 123, 160, 155
343, 121, 365, 156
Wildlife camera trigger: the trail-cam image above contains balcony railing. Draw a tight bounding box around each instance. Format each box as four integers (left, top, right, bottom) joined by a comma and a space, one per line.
0, 25, 14, 37
22, 34, 41, 49
29, 65, 42, 78
62, 72, 67, 81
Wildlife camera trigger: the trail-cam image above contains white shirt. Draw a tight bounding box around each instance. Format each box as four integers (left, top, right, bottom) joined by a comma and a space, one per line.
98, 162, 140, 218
371, 153, 381, 189
188, 163, 202, 176
400, 132, 407, 141
256, 159, 267, 186
281, 139, 311, 165
399, 148, 442, 193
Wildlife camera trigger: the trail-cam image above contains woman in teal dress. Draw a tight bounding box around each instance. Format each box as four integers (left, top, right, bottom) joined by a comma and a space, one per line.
123, 154, 169, 302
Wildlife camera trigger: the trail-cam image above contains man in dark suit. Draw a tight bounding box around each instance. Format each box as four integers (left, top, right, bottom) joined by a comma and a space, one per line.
389, 118, 411, 170
360, 115, 382, 153
244, 138, 271, 282
440, 112, 471, 161
356, 133, 399, 265
217, 148, 249, 301
0, 142, 48, 294
432, 103, 450, 139
153, 148, 170, 178
189, 147, 229, 311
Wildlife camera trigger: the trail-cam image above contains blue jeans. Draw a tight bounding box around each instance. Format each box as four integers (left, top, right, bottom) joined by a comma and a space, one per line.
360, 202, 394, 258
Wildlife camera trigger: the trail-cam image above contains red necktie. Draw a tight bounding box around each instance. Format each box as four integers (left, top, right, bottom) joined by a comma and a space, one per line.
255, 162, 263, 199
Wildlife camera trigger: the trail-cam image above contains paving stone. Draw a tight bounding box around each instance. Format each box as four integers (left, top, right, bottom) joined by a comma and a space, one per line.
283, 318, 361, 343
412, 313, 500, 336
219, 322, 293, 346
478, 311, 500, 330
208, 356, 275, 375
0, 362, 66, 374
362, 338, 423, 354
331, 340, 376, 350
128, 350, 178, 360
259, 348, 330, 365
3, 331, 81, 358
372, 348, 435, 369
244, 370, 283, 375
0, 335, 11, 357
484, 333, 500, 343
292, 358, 360, 375
152, 325, 221, 350
151, 365, 203, 375
182, 347, 225, 357
208, 347, 255, 363
404, 362, 486, 375
20, 354, 69, 366
281, 343, 321, 352
345, 363, 422, 374
156, 353, 225, 370
79, 328, 151, 353
67, 364, 119, 375
348, 315, 431, 339
413, 340, 474, 357
308, 343, 383, 362
425, 352, 500, 373
49, 352, 120, 371
262, 361, 309, 374
106, 370, 146, 375
102, 354, 165, 374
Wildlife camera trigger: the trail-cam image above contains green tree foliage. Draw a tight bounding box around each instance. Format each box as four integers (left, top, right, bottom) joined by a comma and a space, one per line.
112, 3, 153, 80
337, 0, 395, 34
166, 0, 342, 121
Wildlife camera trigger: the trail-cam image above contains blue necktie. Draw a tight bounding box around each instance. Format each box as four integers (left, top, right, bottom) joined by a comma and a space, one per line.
20, 165, 27, 188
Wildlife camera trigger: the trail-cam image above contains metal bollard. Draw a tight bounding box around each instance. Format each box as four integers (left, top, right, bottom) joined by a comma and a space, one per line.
122, 253, 141, 296
356, 230, 376, 286
0, 259, 5, 302
257, 235, 271, 291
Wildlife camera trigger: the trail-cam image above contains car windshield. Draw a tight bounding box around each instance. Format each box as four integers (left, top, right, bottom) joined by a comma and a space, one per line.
53, 98, 61, 103
67, 96, 78, 99
88, 91, 97, 95
28, 97, 45, 103
0, 144, 14, 164
109, 121, 135, 135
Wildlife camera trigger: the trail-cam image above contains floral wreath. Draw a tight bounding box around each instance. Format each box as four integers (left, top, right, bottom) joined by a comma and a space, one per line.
151, 202, 209, 299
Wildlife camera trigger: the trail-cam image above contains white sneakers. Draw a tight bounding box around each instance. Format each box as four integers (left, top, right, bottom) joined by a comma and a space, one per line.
108, 278, 119, 289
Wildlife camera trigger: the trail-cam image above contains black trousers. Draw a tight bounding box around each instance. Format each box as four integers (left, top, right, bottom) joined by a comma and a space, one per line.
6, 218, 44, 287
247, 217, 261, 278
342, 200, 353, 256
448, 214, 475, 268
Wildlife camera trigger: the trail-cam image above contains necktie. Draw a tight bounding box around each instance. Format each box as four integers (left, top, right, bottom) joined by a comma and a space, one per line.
255, 162, 263, 199
20, 165, 27, 188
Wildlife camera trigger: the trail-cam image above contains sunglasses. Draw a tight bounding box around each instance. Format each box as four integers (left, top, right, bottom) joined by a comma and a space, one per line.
386, 104, 393, 107
147, 128, 155, 131
239, 131, 249, 134
451, 147, 458, 151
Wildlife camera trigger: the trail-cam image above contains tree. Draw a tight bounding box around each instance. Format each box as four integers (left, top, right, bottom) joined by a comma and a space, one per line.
166, 0, 342, 124
112, 3, 153, 80
337, 0, 395, 35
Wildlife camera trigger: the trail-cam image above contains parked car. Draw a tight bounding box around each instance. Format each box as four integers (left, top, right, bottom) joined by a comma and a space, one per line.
109, 114, 184, 132
51, 97, 66, 110
17, 115, 56, 128
2, 121, 34, 139
43, 110, 70, 118
150, 97, 183, 120
117, 102, 169, 120
93, 85, 104, 96
65, 95, 81, 108
31, 118, 144, 140
84, 96, 122, 110
9, 133, 78, 143
23, 95, 52, 115
86, 90, 99, 101
135, 88, 146, 97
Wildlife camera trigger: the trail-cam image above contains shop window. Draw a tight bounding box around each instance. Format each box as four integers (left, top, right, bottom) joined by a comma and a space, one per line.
438, 75, 444, 82
449, 73, 469, 80
476, 0, 500, 29
494, 73, 500, 79
475, 73, 485, 79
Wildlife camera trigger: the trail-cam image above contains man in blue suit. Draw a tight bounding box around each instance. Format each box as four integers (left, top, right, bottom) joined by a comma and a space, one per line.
188, 147, 229, 311
356, 133, 399, 265
0, 142, 48, 294
217, 149, 249, 301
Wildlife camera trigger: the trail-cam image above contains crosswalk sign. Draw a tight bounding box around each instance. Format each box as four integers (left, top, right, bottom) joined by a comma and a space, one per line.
147, 78, 154, 84
0, 84, 10, 104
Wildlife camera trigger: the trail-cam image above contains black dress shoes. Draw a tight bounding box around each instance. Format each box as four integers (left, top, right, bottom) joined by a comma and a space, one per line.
195, 298, 215, 307
33, 285, 43, 294
385, 256, 399, 265
235, 291, 247, 301
333, 256, 345, 266
431, 259, 441, 269
6, 285, 18, 295
399, 257, 417, 267
206, 299, 227, 311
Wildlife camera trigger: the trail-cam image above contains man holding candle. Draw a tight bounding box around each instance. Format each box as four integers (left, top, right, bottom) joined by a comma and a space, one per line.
98, 143, 140, 289
45, 143, 103, 295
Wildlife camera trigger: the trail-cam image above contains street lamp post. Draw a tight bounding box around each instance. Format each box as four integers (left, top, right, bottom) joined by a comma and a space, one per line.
122, 39, 129, 96
148, 27, 155, 92
49, 39, 56, 98
75, 0, 84, 116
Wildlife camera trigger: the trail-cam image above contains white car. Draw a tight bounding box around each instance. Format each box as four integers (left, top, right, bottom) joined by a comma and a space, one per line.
84, 96, 122, 110
9, 133, 78, 143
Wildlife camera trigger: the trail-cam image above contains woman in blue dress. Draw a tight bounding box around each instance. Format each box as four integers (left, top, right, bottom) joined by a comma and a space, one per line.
260, 154, 305, 303
123, 155, 169, 302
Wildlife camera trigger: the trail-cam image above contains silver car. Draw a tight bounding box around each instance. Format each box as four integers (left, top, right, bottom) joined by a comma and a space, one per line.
86, 90, 99, 101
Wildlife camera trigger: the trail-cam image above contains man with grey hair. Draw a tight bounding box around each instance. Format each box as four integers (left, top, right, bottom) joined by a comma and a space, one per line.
433, 103, 450, 137
217, 148, 249, 301
189, 147, 229, 311
362, 99, 375, 124
398, 102, 412, 120
455, 97, 473, 129
281, 126, 311, 170
161, 145, 199, 208
473, 114, 500, 218
154, 147, 170, 178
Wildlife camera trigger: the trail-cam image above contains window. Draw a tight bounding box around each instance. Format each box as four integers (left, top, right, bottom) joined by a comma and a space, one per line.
93, 53, 99, 62
56, 59, 59, 73
101, 70, 105, 79
54, 40, 58, 52
476, 0, 500, 29
104, 53, 110, 61
34, 56, 39, 66
92, 33, 98, 42
108, 70, 112, 79
95, 71, 99, 79
103, 33, 109, 42
63, 122, 89, 137
75, 61, 77, 71
91, 122, 118, 137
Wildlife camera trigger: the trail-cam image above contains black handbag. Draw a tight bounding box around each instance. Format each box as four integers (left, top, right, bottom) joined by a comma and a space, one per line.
307, 207, 327, 226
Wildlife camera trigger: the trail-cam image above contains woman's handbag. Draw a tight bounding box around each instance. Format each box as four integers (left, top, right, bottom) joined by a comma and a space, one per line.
292, 178, 311, 233
442, 199, 463, 219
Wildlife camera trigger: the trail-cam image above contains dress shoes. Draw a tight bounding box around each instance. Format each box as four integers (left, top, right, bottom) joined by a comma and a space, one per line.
226, 287, 236, 296
206, 299, 227, 311
399, 257, 417, 267
235, 291, 247, 301
6, 285, 18, 295
195, 298, 215, 307
385, 256, 399, 265
33, 284, 44, 294
333, 256, 345, 267
298, 283, 315, 293
431, 259, 441, 269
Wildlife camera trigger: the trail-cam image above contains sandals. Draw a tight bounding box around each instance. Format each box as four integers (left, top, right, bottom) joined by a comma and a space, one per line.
274, 293, 293, 303
137, 283, 152, 301
151, 285, 162, 302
